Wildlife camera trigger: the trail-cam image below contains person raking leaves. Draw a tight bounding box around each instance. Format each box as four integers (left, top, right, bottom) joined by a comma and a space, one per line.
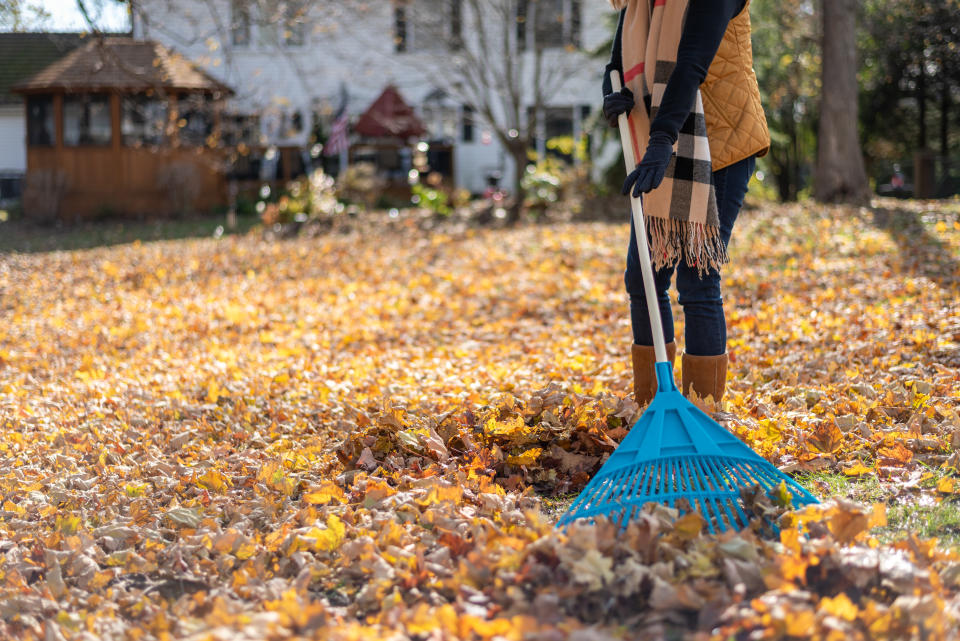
601, 0, 770, 412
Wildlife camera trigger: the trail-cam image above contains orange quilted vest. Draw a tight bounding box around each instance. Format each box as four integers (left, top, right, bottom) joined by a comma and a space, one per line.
700, 0, 770, 171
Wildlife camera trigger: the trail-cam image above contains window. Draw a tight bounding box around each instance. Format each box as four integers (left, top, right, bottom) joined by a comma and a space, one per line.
395, 0, 463, 52
26, 95, 54, 147
231, 1, 251, 47
394, 4, 407, 52
451, 0, 462, 50
63, 94, 112, 146
544, 106, 573, 139
462, 104, 475, 143
570, 0, 581, 48
534, 0, 565, 48
0, 174, 22, 202
282, 2, 305, 46
177, 96, 213, 147
517, 0, 528, 50
528, 105, 575, 159
221, 113, 261, 148
279, 110, 304, 138
520, 0, 581, 50
122, 96, 168, 146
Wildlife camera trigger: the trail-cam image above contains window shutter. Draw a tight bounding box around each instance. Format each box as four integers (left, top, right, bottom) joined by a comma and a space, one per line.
569, 0, 581, 48
451, 0, 463, 50
395, 5, 407, 52
516, 0, 528, 51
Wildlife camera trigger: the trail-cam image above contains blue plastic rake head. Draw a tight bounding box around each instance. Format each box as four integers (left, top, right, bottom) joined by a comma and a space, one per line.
556, 363, 819, 534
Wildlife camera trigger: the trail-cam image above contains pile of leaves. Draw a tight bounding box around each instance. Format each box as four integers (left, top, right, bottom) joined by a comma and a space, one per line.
0, 199, 958, 640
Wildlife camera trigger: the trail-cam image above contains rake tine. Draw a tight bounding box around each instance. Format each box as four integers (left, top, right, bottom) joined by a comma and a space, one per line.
597, 472, 619, 506
630, 464, 648, 502
692, 457, 717, 493
702, 457, 736, 494
683, 459, 696, 494
726, 460, 757, 490
697, 498, 716, 535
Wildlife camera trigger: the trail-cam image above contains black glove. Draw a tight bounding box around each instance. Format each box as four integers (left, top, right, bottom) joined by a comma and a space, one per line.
622, 131, 675, 197
602, 87, 635, 128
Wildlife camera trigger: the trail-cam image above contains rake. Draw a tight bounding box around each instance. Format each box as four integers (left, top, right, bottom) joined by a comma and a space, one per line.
557, 71, 818, 534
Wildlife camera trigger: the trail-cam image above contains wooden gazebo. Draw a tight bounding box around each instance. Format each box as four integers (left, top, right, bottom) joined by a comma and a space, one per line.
13, 37, 234, 221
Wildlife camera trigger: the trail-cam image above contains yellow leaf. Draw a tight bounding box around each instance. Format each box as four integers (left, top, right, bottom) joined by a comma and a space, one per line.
819, 592, 858, 622
506, 447, 542, 467
258, 461, 297, 495
235, 540, 257, 560
297, 515, 345, 553
842, 462, 873, 477
2, 500, 25, 516
673, 511, 705, 540
303, 480, 346, 505
124, 482, 149, 497
786, 609, 816, 637
418, 484, 463, 506
207, 381, 222, 403
937, 477, 960, 495
770, 480, 793, 508
56, 514, 81, 535
197, 469, 229, 493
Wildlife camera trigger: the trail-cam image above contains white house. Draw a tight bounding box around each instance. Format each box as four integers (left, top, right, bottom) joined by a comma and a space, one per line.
0, 33, 84, 205
130, 0, 614, 194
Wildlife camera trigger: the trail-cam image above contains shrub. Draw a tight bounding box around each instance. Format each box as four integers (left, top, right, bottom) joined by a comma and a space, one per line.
411, 183, 451, 216
336, 163, 386, 211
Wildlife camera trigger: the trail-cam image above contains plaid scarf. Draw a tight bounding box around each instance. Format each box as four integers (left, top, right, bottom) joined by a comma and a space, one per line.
618, 0, 725, 274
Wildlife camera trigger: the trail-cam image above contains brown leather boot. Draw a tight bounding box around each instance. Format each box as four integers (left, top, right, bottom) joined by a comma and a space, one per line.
632, 342, 677, 407
681, 352, 728, 413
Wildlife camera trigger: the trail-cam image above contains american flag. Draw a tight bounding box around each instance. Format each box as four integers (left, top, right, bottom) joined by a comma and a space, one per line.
324, 84, 350, 157
324, 110, 349, 156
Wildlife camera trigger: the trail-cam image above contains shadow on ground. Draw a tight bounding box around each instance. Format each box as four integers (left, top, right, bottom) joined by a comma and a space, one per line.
871, 203, 960, 291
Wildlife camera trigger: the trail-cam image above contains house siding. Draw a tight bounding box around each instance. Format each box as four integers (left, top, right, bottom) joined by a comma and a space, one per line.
133, 0, 612, 194
0, 105, 26, 174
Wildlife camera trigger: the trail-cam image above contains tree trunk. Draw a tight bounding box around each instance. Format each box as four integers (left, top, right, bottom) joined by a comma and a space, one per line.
918, 56, 927, 149
506, 142, 527, 225
814, 0, 870, 204
941, 76, 949, 159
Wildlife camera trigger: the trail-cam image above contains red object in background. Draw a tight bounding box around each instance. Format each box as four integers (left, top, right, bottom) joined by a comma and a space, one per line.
354, 85, 427, 139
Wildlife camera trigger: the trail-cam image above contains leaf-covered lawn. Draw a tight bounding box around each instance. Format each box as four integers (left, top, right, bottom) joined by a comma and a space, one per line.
1, 200, 959, 640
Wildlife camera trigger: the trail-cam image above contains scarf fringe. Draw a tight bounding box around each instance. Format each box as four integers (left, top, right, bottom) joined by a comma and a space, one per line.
644, 216, 729, 275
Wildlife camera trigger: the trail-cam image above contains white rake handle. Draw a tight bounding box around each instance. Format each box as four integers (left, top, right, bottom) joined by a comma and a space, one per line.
610, 70, 669, 364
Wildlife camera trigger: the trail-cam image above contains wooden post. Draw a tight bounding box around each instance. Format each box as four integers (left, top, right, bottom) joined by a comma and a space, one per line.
111, 92, 121, 151
212, 96, 222, 148
168, 94, 179, 147
53, 93, 63, 149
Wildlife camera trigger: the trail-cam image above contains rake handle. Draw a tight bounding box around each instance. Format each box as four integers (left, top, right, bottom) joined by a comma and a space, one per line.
610, 71, 669, 364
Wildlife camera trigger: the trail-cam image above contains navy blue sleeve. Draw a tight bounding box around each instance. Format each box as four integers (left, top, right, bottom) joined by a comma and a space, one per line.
650, 0, 745, 143
601, 9, 626, 97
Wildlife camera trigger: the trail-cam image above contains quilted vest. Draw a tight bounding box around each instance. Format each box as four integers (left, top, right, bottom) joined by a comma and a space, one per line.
700, 0, 770, 171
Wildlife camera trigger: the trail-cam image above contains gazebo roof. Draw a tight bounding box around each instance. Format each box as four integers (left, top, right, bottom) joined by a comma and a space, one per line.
0, 32, 86, 105
13, 37, 233, 96
354, 85, 426, 139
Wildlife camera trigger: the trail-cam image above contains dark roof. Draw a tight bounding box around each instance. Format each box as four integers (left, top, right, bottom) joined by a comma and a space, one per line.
13, 37, 233, 96
354, 85, 426, 139
0, 32, 86, 105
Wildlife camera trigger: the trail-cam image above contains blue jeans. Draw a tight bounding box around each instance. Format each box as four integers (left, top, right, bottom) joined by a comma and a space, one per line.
625, 154, 756, 356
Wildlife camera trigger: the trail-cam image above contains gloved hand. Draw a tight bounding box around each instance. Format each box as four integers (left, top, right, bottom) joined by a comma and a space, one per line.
602, 87, 635, 128
622, 131, 675, 197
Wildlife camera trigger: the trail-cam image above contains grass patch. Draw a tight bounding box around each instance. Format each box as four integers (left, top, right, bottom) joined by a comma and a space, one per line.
0, 214, 261, 254
798, 470, 960, 548
881, 501, 960, 548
